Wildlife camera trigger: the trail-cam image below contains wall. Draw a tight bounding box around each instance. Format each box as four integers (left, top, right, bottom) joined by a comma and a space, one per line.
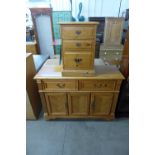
27, 0, 129, 20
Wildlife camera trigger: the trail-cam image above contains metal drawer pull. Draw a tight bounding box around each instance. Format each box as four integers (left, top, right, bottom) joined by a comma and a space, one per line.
86, 43, 90, 46
75, 30, 81, 35
56, 83, 65, 88
74, 58, 82, 63
76, 43, 81, 47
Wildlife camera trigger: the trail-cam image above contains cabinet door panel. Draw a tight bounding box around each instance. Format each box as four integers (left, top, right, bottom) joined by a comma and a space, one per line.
68, 93, 90, 116
45, 93, 68, 116
90, 92, 113, 115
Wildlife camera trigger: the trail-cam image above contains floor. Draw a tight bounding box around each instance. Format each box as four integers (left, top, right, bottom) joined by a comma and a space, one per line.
26, 116, 129, 155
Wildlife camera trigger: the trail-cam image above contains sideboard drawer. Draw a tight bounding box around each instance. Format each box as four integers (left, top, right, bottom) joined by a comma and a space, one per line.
61, 26, 95, 39
79, 80, 116, 91
41, 80, 78, 91
63, 40, 93, 51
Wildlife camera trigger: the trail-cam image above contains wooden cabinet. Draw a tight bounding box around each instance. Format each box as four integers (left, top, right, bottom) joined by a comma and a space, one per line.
60, 22, 98, 76
44, 93, 68, 116
26, 53, 42, 120
90, 92, 113, 115
100, 17, 124, 66
104, 17, 124, 45
34, 59, 124, 120
68, 93, 90, 116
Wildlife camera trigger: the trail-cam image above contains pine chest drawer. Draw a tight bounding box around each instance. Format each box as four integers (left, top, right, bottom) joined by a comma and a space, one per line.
63, 52, 93, 70
62, 40, 93, 51
61, 25, 96, 39
79, 80, 116, 91
41, 80, 78, 91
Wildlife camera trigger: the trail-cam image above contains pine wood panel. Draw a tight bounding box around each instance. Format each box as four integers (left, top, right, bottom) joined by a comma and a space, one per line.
44, 92, 68, 116
26, 53, 42, 119
41, 79, 78, 91
60, 25, 96, 39
68, 93, 90, 116
62, 40, 93, 51
79, 80, 116, 91
90, 92, 113, 115
63, 52, 93, 70
34, 59, 125, 80
104, 17, 124, 45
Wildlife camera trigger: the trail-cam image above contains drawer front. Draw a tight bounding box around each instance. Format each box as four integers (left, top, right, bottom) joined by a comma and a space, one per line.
100, 50, 122, 57
41, 80, 78, 91
79, 80, 116, 91
63, 53, 93, 70
63, 40, 94, 51
61, 26, 96, 39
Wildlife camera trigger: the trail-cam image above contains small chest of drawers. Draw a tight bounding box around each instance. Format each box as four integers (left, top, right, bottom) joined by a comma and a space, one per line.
60, 22, 98, 77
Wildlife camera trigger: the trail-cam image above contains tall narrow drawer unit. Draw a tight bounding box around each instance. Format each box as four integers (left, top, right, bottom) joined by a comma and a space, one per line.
60, 22, 98, 77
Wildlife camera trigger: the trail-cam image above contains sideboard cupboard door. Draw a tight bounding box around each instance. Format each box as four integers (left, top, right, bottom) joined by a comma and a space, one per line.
44, 93, 68, 116
90, 92, 113, 115
68, 93, 90, 116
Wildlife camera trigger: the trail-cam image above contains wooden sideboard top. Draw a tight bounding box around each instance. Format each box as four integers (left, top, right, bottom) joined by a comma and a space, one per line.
34, 59, 124, 80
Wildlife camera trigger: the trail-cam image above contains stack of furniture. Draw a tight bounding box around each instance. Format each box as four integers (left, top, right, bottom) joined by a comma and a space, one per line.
34, 22, 124, 121
100, 17, 124, 66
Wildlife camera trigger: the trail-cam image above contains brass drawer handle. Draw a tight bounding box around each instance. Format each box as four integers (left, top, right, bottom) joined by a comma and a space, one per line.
74, 58, 82, 63
76, 43, 81, 47
56, 83, 65, 88
75, 30, 81, 35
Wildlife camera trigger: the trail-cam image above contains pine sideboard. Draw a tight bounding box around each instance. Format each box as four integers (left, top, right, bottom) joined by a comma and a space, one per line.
34, 59, 124, 120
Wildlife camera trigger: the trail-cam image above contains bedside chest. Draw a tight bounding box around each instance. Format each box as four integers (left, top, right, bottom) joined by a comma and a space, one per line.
60, 22, 98, 76
34, 59, 124, 120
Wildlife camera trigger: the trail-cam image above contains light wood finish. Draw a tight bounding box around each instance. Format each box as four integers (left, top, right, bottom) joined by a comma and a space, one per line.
44, 92, 68, 116
90, 92, 113, 115
41, 79, 78, 91
79, 80, 115, 91
63, 52, 93, 70
63, 40, 93, 51
26, 41, 38, 54
60, 22, 98, 76
34, 59, 124, 120
26, 53, 42, 119
61, 25, 96, 39
104, 17, 124, 45
62, 69, 95, 77
68, 93, 90, 116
